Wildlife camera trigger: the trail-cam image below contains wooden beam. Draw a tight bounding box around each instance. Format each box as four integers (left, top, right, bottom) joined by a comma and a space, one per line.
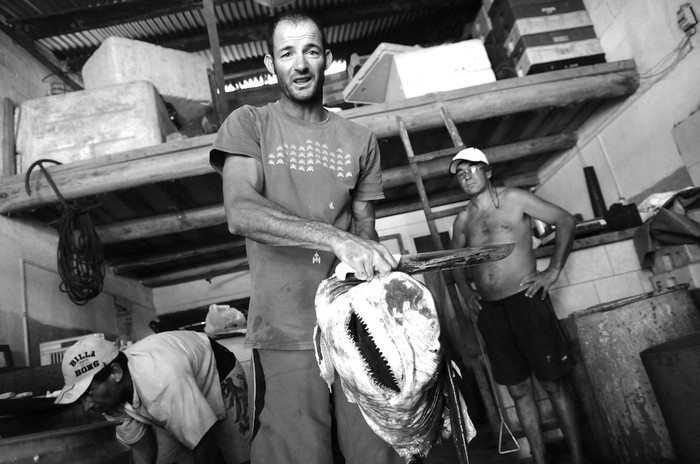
0, 62, 637, 215
382, 133, 577, 188
91, 135, 566, 243
2, 98, 16, 178
203, 0, 226, 125
109, 239, 245, 274
140, 256, 250, 287
97, 204, 225, 244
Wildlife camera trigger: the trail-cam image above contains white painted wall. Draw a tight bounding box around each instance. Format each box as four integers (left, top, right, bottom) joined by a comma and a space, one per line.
0, 215, 155, 367
537, 0, 700, 216
153, 271, 251, 315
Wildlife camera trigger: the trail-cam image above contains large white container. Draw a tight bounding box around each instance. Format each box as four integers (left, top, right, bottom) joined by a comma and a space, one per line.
387, 40, 496, 101
16, 80, 176, 172
343, 40, 496, 104
81, 36, 212, 134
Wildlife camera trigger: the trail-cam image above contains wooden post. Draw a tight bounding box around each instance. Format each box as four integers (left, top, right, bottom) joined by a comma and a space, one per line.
203, 0, 227, 126
2, 98, 16, 177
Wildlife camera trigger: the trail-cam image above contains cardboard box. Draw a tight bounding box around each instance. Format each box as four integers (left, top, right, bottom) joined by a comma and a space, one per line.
16, 81, 177, 172
515, 38, 605, 76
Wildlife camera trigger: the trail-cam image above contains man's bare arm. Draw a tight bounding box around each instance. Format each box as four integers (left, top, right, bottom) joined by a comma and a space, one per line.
349, 198, 397, 279
450, 211, 482, 316
222, 155, 395, 279
517, 189, 575, 297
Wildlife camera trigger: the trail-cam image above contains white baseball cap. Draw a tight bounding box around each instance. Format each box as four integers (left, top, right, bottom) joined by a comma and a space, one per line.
449, 148, 489, 174
55, 335, 119, 404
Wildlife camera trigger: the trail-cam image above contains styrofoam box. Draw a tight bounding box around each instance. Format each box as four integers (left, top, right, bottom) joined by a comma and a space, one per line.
386, 40, 496, 101
16, 80, 177, 173
82, 36, 211, 105
81, 36, 212, 134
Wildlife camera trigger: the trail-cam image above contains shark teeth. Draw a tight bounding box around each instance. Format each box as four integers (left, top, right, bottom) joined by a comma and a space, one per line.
348, 311, 400, 393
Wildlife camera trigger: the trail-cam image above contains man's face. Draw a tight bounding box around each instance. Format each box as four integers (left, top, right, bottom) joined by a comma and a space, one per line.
81, 374, 123, 415
455, 162, 490, 196
265, 19, 331, 104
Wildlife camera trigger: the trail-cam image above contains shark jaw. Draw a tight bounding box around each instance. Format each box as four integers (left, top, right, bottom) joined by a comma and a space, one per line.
348, 311, 401, 393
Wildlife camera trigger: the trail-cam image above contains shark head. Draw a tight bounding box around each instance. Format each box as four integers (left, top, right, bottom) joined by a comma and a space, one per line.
314, 271, 445, 461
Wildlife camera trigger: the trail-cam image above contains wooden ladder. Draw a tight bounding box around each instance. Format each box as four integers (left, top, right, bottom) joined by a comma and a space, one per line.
396, 107, 519, 457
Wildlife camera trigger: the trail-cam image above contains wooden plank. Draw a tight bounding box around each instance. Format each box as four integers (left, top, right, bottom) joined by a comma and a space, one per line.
203, 0, 226, 126
0, 135, 215, 214
2, 98, 16, 178
140, 257, 250, 287
97, 204, 225, 244
109, 238, 245, 274
534, 227, 638, 258
382, 133, 577, 188
340, 60, 638, 138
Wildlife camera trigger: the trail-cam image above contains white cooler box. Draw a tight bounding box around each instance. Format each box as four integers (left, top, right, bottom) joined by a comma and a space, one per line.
16, 80, 177, 173
387, 40, 496, 101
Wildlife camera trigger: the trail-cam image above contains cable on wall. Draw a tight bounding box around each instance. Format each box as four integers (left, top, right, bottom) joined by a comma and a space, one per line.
24, 159, 105, 306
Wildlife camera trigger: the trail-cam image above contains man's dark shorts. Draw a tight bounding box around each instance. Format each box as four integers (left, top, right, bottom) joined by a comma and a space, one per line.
477, 290, 576, 386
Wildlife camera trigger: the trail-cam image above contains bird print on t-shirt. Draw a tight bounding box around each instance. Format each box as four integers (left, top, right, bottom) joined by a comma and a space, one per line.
266, 140, 353, 178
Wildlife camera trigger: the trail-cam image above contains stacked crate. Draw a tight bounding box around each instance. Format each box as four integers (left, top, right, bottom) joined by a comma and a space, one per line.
472, 0, 605, 77
649, 244, 700, 291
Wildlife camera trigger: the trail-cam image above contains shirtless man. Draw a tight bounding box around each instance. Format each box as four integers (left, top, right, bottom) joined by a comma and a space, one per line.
449, 147, 585, 464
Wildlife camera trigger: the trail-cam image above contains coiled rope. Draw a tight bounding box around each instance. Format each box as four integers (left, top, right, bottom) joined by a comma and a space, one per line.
25, 159, 105, 305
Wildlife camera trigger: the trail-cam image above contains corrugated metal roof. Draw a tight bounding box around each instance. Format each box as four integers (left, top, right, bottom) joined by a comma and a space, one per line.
0, 0, 475, 86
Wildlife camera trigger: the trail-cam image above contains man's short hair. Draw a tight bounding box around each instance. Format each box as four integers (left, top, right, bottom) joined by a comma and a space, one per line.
92, 351, 128, 383
266, 10, 327, 55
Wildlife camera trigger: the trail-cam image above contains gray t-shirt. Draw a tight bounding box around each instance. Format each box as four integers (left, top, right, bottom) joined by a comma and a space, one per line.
210, 101, 384, 349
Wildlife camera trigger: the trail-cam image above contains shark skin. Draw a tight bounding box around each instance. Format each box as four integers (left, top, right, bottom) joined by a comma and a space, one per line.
314, 271, 476, 463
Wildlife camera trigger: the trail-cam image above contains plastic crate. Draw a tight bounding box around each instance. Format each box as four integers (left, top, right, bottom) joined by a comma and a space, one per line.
651, 244, 700, 274
650, 262, 700, 291
39, 333, 105, 366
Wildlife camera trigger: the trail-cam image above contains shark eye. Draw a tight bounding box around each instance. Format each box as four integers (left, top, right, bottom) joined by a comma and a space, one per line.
349, 312, 400, 393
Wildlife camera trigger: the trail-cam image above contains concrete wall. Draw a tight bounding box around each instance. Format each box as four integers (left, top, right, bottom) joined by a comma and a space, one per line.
537, 0, 700, 219
0, 215, 155, 367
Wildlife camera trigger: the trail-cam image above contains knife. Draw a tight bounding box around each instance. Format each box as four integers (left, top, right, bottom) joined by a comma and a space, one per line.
334, 243, 515, 281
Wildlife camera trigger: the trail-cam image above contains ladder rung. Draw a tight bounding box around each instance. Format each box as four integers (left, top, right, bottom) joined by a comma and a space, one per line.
428, 205, 465, 221
408, 146, 461, 164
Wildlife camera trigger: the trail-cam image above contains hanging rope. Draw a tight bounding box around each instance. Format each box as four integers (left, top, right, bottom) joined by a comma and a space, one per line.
25, 159, 105, 305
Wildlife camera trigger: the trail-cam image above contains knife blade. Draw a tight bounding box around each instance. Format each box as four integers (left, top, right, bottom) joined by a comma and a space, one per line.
334, 243, 515, 281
